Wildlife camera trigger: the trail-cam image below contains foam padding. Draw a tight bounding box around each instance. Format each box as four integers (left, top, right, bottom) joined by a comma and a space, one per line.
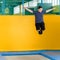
0, 15, 60, 51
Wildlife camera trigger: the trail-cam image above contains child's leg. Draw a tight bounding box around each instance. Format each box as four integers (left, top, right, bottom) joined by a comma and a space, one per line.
35, 23, 43, 34
38, 22, 45, 34
41, 22, 45, 31
35, 23, 41, 34
39, 28, 43, 34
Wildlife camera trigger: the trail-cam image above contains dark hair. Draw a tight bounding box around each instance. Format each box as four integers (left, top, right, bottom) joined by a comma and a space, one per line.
38, 6, 42, 9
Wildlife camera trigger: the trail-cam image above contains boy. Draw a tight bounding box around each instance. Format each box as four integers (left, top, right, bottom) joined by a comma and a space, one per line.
24, 6, 55, 34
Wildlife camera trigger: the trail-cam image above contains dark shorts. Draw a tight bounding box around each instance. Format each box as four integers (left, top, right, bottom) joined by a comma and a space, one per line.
35, 22, 45, 30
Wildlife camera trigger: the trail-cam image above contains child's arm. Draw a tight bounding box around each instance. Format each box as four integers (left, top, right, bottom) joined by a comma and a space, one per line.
24, 7, 33, 13
46, 8, 56, 13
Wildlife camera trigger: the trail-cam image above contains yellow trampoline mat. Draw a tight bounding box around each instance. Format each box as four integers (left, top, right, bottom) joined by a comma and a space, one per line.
0, 15, 60, 51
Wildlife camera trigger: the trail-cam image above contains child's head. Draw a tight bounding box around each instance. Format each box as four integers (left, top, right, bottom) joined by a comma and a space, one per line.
38, 6, 43, 12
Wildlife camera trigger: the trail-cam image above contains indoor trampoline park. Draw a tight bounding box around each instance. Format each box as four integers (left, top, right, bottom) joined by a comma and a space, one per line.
0, 0, 60, 60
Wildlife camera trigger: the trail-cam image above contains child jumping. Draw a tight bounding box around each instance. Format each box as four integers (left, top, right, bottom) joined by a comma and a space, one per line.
24, 6, 55, 34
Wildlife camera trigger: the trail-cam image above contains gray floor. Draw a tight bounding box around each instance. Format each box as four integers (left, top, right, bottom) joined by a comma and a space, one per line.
42, 51, 60, 60
43, 51, 60, 56
0, 55, 50, 60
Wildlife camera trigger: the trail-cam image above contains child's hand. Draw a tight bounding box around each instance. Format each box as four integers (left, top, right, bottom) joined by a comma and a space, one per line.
23, 7, 26, 9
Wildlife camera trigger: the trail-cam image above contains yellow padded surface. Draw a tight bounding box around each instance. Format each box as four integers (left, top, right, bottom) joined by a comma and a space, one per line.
0, 15, 60, 51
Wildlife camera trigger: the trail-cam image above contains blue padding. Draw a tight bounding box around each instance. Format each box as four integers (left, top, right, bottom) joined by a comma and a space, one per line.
0, 50, 60, 60
0, 50, 45, 56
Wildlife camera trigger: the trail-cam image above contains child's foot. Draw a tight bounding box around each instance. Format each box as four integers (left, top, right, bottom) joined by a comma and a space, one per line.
39, 30, 43, 34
